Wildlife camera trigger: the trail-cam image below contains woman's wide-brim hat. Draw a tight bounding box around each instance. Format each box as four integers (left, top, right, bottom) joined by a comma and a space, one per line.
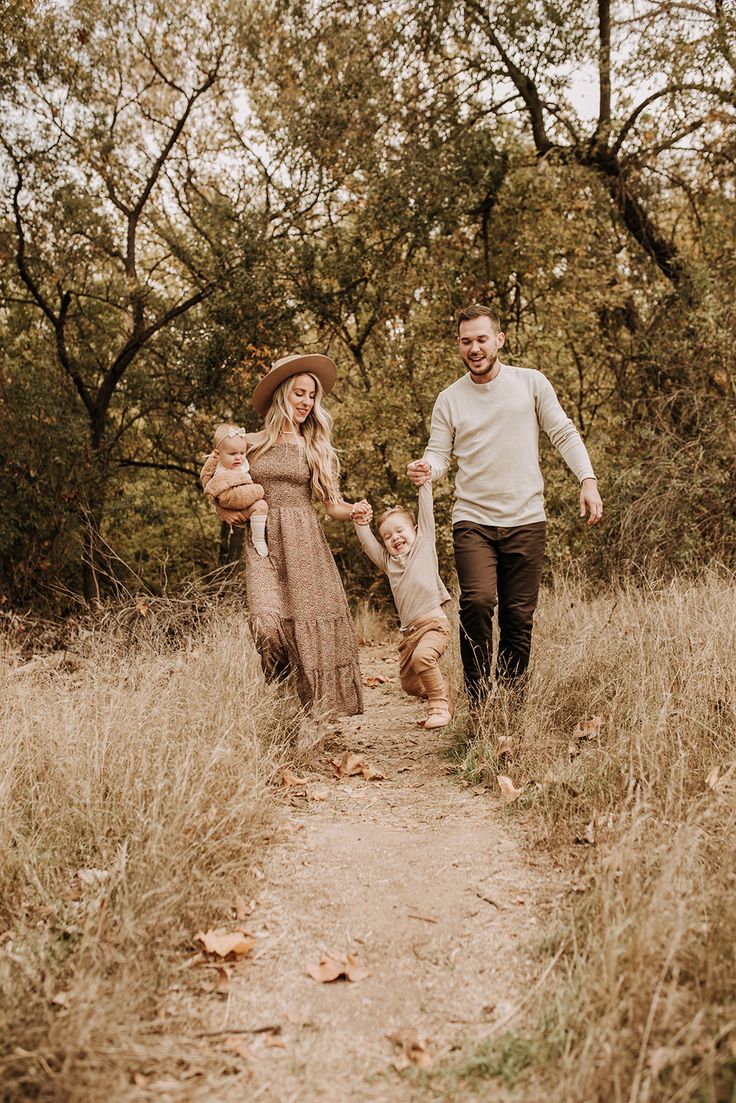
251, 353, 337, 416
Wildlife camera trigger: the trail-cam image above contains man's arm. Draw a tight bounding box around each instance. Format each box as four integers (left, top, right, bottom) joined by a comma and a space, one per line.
423, 394, 454, 478
407, 394, 453, 485
535, 374, 603, 524
535, 376, 595, 479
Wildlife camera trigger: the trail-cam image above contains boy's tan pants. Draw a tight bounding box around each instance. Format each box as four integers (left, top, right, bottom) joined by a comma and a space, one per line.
398, 616, 451, 710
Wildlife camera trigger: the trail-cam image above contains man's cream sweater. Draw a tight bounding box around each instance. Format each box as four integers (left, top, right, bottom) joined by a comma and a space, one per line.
423, 364, 596, 527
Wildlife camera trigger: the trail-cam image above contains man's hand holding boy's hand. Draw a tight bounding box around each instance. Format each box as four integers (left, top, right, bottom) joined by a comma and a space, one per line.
351, 499, 373, 525
407, 460, 432, 486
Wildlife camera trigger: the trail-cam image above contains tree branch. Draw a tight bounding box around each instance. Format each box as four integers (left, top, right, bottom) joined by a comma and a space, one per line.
466, 0, 553, 154
7, 156, 96, 417
612, 82, 734, 155
95, 283, 216, 422
123, 47, 225, 343
594, 0, 612, 142
118, 458, 200, 479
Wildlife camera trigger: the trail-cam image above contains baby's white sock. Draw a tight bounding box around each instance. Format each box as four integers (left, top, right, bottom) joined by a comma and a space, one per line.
250, 515, 269, 557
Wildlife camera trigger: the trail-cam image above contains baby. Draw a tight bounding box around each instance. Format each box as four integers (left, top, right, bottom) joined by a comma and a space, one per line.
353, 481, 452, 728
200, 423, 269, 557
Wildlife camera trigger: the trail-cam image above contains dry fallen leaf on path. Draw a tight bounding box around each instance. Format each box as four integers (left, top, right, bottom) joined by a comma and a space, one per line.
222, 1036, 251, 1059
306, 953, 346, 983
362, 675, 387, 686
331, 751, 365, 777
285, 1010, 315, 1028
572, 715, 603, 742
386, 1027, 433, 1069
309, 787, 329, 801
262, 1034, 287, 1049
280, 766, 309, 790
497, 775, 523, 802
330, 751, 384, 781
497, 735, 514, 757
195, 927, 255, 959
306, 951, 369, 983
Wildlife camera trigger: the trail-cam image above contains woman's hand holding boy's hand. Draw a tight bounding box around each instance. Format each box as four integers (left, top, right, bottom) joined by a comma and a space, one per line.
351, 499, 373, 525
407, 460, 432, 486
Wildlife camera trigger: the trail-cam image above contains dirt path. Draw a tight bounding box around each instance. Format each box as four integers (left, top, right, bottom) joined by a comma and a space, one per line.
211, 645, 559, 1101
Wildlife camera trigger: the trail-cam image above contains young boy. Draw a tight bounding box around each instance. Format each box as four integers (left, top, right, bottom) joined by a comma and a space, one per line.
354, 482, 452, 728
200, 423, 269, 556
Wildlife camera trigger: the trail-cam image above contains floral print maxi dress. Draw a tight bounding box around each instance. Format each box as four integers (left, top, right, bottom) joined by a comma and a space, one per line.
244, 442, 363, 717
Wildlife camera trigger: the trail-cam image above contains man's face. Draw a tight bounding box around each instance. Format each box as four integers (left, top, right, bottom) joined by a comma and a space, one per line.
457, 316, 505, 381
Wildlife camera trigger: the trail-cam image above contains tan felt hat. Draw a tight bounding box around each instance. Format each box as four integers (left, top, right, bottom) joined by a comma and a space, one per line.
251, 353, 337, 416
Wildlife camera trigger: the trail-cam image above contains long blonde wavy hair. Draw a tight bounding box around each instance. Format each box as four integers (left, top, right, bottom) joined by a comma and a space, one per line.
250, 373, 341, 502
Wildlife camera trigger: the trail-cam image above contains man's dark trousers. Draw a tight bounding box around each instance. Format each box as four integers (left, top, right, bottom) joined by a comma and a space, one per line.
453, 520, 546, 700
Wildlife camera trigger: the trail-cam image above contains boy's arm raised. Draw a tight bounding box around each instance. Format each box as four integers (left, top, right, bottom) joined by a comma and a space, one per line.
416, 480, 436, 538
353, 521, 389, 572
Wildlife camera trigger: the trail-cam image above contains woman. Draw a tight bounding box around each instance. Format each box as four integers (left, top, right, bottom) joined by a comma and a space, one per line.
215, 353, 369, 717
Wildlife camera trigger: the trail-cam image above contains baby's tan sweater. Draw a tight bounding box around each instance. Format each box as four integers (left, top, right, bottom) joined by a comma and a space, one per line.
423, 364, 596, 527
354, 483, 450, 630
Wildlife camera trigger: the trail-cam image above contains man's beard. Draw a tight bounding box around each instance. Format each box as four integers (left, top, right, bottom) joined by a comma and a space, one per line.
467, 353, 498, 378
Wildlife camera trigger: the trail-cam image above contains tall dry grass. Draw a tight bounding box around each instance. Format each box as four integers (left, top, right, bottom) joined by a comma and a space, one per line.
457, 569, 736, 1101
0, 602, 296, 1102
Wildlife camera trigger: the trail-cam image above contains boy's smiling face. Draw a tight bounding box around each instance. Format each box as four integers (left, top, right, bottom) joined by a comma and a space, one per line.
379, 513, 417, 558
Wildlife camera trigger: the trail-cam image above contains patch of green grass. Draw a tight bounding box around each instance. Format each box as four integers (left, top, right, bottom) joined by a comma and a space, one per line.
457, 1032, 535, 1088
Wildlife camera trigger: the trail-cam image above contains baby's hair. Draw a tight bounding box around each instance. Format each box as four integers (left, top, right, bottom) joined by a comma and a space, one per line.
377, 506, 416, 532
213, 422, 246, 450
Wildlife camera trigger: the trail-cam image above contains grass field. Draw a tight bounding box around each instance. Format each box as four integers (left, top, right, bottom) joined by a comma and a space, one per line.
0, 601, 296, 1101
2, 573, 734, 1102
457, 569, 736, 1102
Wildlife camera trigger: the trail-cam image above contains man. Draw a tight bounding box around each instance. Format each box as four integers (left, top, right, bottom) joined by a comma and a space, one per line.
407, 304, 603, 701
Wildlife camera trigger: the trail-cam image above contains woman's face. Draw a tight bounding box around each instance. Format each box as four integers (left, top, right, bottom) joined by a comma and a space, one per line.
286, 374, 317, 425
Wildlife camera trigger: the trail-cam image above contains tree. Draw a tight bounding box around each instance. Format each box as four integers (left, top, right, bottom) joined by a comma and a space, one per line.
416, 0, 736, 287
0, 0, 274, 599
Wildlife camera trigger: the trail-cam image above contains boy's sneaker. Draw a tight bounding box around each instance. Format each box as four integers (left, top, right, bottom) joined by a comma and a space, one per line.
424, 706, 452, 730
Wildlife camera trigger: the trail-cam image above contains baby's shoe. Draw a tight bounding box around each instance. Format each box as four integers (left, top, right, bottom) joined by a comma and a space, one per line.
424, 705, 452, 730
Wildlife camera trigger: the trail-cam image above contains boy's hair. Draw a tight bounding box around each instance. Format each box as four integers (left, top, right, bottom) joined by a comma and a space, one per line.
377, 505, 416, 532
213, 422, 246, 450
456, 304, 502, 332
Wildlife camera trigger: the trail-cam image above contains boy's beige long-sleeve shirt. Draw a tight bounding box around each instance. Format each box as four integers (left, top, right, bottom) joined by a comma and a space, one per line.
354, 483, 450, 630
423, 364, 596, 527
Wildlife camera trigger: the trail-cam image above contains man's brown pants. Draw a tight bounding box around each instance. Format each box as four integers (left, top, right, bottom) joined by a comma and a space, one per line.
453, 520, 546, 700
398, 617, 451, 710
